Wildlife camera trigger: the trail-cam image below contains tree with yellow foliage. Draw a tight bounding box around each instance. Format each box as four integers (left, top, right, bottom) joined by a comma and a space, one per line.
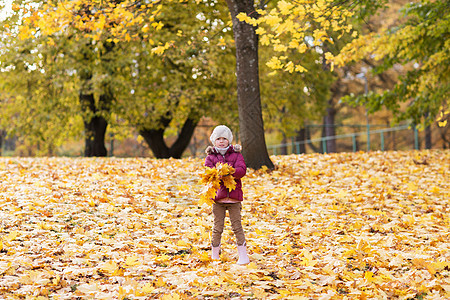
2, 0, 237, 158
241, 0, 448, 128
333, 0, 449, 128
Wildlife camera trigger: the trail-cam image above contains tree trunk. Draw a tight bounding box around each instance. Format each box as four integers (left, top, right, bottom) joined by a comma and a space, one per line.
139, 117, 198, 159
0, 130, 3, 156
295, 128, 307, 154
80, 92, 108, 157
139, 127, 169, 158
188, 134, 198, 158
280, 132, 288, 155
322, 101, 337, 153
392, 130, 396, 151
78, 39, 116, 157
354, 128, 360, 152
439, 126, 449, 149
78, 58, 113, 157
425, 124, 432, 149
225, 0, 274, 170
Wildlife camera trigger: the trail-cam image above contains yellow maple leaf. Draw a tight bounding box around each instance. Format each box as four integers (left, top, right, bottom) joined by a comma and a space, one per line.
407, 182, 418, 191
100, 260, 119, 275
140, 283, 155, 294
215, 162, 235, 177
364, 271, 377, 283
5, 231, 19, 242
155, 254, 170, 264
199, 184, 216, 206
151, 21, 164, 30
222, 175, 237, 191
277, 0, 294, 15
266, 56, 283, 70
253, 288, 268, 299
155, 277, 166, 287
177, 239, 190, 248
430, 186, 440, 193
199, 251, 211, 262
162, 294, 182, 300
125, 255, 140, 267
199, 166, 219, 185
432, 261, 450, 272
301, 250, 317, 267
77, 283, 101, 295
19, 270, 50, 285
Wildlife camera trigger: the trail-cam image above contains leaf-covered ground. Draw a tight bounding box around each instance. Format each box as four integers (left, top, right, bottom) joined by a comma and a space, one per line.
0, 150, 449, 300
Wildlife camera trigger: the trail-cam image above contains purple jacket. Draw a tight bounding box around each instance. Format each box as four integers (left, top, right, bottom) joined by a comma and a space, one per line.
204, 145, 247, 202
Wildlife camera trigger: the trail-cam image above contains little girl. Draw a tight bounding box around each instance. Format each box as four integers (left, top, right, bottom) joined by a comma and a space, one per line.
205, 125, 250, 265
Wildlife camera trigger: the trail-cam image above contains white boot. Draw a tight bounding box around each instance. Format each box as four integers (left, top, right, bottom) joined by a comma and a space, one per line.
237, 243, 250, 265
212, 244, 220, 260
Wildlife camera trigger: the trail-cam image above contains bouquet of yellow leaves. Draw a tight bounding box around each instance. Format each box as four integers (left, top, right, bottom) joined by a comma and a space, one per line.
199, 163, 236, 205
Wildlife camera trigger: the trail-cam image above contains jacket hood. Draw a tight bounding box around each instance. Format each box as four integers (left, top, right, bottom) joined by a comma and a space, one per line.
205, 144, 242, 155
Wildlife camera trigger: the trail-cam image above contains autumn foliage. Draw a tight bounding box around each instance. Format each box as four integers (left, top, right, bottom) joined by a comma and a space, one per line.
199, 163, 236, 206
0, 150, 449, 299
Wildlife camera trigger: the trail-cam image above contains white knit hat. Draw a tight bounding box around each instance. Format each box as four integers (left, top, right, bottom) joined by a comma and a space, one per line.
209, 125, 233, 144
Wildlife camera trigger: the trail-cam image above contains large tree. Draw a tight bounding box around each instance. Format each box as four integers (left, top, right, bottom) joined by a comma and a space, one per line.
225, 0, 274, 169
240, 0, 448, 129
259, 44, 332, 152
333, 0, 449, 128
112, 0, 237, 158
0, 11, 82, 156
77, 39, 116, 157
2, 0, 139, 156
237, 0, 360, 154
4, 0, 237, 158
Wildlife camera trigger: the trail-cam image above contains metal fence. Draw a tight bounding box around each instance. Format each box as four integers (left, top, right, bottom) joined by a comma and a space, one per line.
267, 124, 423, 155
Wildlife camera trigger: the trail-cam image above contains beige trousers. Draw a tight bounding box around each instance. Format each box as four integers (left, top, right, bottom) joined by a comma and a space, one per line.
212, 202, 246, 247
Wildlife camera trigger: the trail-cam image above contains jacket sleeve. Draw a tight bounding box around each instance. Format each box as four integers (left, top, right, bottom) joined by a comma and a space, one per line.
205, 155, 216, 168
232, 153, 246, 179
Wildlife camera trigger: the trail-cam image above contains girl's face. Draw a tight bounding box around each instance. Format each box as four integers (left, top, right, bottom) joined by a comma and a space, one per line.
215, 137, 229, 148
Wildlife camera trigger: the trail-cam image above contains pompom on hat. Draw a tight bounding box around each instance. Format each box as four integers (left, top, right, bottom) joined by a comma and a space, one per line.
209, 125, 233, 144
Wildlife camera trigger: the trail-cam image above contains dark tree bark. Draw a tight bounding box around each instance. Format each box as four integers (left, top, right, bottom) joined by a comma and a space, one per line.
322, 101, 337, 153
139, 117, 198, 159
424, 111, 432, 149
80, 92, 109, 157
440, 126, 449, 149
188, 134, 199, 158
425, 124, 432, 149
0, 130, 4, 156
78, 39, 114, 157
295, 128, 307, 154
392, 130, 397, 150
280, 133, 288, 155
354, 128, 360, 151
225, 0, 274, 170
279, 107, 288, 155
